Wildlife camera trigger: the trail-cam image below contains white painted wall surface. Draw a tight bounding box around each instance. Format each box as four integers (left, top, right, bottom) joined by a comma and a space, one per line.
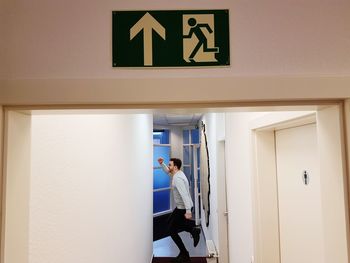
29, 114, 153, 263
169, 126, 183, 161
317, 106, 348, 263
200, 112, 230, 263
1, 0, 350, 102
4, 111, 31, 263
0, 106, 3, 259
0, 0, 6, 79
253, 131, 280, 263
214, 113, 229, 263
1, 0, 350, 79
225, 112, 265, 263
345, 100, 350, 195
200, 113, 219, 248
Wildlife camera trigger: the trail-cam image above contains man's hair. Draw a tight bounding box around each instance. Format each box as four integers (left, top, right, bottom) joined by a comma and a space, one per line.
170, 158, 182, 170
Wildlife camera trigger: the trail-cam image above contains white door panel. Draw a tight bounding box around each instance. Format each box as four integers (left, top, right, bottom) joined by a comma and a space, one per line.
275, 124, 324, 263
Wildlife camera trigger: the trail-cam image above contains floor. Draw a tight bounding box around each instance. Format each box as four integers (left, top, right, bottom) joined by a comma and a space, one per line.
152, 257, 207, 263
153, 231, 207, 257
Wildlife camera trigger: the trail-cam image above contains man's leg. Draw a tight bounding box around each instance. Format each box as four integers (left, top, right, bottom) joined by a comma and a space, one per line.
182, 217, 201, 247
168, 208, 190, 258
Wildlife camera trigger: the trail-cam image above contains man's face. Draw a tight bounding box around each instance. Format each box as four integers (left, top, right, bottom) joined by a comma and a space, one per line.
168, 161, 175, 173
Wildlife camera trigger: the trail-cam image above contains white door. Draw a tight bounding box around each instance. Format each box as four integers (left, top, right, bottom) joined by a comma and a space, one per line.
275, 124, 324, 263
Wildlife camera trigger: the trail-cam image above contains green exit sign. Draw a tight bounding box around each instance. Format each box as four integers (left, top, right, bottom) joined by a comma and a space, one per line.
112, 10, 230, 67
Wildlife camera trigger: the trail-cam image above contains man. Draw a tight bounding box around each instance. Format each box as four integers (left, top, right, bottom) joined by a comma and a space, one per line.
158, 157, 201, 263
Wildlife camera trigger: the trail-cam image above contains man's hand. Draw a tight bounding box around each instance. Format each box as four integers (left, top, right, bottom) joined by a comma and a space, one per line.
158, 157, 164, 165
185, 212, 192, 219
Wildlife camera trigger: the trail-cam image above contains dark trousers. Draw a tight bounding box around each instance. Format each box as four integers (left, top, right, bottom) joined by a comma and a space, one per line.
168, 208, 196, 254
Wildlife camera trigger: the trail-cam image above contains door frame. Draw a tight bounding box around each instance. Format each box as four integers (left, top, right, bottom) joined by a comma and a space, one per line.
251, 105, 350, 263
217, 139, 230, 263
0, 101, 349, 263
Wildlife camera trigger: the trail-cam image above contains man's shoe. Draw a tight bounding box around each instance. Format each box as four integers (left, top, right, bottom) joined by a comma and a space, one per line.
191, 227, 201, 247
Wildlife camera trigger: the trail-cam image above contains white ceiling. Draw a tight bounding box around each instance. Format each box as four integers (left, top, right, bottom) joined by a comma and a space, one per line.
153, 113, 202, 126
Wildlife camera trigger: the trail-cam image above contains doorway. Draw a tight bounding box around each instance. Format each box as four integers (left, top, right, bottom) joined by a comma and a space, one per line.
152, 114, 207, 257
252, 106, 348, 263
276, 123, 324, 263
1, 104, 348, 263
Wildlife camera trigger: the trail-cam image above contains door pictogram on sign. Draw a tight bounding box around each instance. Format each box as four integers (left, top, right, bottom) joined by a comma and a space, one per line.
183, 14, 219, 63
113, 10, 229, 67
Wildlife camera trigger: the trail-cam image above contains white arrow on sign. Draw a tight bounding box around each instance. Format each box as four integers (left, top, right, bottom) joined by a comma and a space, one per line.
130, 12, 166, 66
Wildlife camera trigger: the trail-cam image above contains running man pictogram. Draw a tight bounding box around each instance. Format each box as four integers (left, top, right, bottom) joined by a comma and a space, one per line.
183, 15, 219, 63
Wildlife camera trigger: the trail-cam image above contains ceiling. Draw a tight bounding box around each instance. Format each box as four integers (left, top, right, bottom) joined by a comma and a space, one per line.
153, 113, 202, 126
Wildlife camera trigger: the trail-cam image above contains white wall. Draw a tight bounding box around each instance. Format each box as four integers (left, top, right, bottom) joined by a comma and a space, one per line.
345, 100, 350, 200
1, 0, 350, 103
200, 113, 226, 258
169, 126, 183, 160
0, 106, 3, 259
4, 111, 31, 263
214, 114, 229, 262
253, 131, 280, 263
27, 113, 153, 263
0, 0, 5, 79
317, 106, 348, 263
2, 0, 350, 79
201, 114, 218, 245
225, 112, 263, 263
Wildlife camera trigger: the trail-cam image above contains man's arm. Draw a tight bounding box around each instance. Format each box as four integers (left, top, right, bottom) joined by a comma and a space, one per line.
158, 157, 170, 175
174, 177, 193, 219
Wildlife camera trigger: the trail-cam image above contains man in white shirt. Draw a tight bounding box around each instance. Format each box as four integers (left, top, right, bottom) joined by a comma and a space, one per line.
158, 157, 201, 263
